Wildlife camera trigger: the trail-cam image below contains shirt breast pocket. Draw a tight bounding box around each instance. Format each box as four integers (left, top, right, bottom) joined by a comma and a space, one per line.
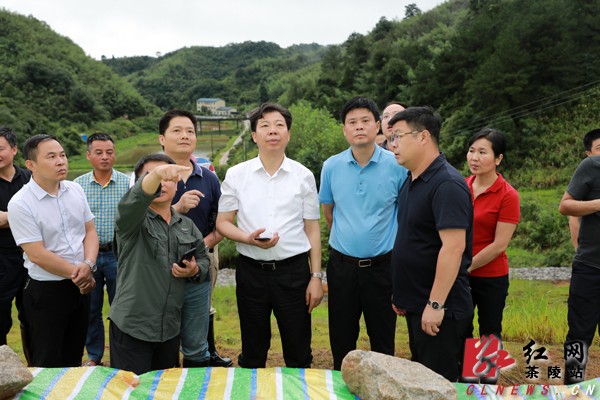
176, 233, 198, 263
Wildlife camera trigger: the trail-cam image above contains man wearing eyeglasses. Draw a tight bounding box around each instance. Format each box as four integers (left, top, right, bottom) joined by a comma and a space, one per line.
319, 96, 407, 370
388, 106, 473, 381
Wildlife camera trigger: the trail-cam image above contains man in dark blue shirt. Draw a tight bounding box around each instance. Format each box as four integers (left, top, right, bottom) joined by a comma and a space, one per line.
159, 109, 231, 368
388, 106, 473, 381
0, 126, 31, 351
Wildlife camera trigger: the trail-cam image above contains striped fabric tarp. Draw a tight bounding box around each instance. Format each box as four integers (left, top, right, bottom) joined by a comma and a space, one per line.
12, 367, 600, 399
13, 367, 359, 400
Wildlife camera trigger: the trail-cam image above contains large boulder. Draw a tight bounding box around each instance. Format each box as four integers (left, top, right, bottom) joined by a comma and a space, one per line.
341, 350, 457, 400
0, 345, 33, 400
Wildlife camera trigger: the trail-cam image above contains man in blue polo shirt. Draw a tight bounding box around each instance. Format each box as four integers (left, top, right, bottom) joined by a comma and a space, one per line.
388, 106, 473, 382
320, 96, 407, 370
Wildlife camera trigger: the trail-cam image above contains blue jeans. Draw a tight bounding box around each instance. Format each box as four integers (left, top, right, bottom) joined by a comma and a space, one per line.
85, 249, 117, 362
180, 278, 211, 363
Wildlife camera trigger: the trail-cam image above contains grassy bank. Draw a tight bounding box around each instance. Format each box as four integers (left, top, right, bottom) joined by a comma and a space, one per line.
6, 279, 592, 365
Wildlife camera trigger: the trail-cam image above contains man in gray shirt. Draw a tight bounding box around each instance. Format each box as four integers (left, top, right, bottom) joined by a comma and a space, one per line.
559, 152, 600, 384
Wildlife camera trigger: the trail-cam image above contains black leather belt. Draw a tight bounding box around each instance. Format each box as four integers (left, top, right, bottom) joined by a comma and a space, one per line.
330, 248, 391, 268
99, 243, 113, 251
239, 252, 308, 271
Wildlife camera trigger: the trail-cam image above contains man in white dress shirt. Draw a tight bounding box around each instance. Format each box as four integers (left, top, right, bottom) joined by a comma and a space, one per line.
8, 134, 97, 367
217, 103, 323, 368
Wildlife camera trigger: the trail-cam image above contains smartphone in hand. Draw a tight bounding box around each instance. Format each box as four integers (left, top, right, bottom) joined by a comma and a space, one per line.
178, 247, 196, 268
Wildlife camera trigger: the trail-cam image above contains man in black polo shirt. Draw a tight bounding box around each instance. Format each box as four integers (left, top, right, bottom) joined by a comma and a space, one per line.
388, 107, 473, 381
0, 126, 31, 349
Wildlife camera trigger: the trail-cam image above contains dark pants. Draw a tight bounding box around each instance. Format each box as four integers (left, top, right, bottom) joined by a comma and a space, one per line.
236, 253, 312, 368
0, 252, 27, 346
109, 321, 180, 375
564, 261, 600, 383
469, 274, 509, 339
23, 277, 90, 367
406, 312, 471, 382
327, 249, 397, 370
86, 249, 118, 363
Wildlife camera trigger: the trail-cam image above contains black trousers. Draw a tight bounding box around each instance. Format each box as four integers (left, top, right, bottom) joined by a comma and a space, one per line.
406, 312, 471, 382
23, 277, 90, 367
236, 253, 312, 368
327, 249, 396, 370
0, 252, 27, 346
564, 261, 600, 383
468, 274, 509, 339
109, 321, 180, 375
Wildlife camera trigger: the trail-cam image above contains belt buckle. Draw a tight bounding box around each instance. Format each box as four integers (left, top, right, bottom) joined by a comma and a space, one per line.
260, 262, 276, 270
358, 259, 372, 268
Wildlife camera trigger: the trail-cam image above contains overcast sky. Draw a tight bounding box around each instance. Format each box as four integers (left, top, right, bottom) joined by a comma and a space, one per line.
2, 0, 445, 60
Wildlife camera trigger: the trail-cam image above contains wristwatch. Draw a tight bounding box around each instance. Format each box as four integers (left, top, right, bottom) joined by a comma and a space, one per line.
427, 299, 445, 310
83, 259, 97, 273
311, 272, 323, 280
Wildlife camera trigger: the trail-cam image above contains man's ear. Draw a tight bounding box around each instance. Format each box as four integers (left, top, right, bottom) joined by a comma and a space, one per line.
25, 159, 35, 172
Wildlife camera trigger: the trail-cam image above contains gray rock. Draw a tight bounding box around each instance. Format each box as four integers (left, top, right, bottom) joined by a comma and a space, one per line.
341, 350, 457, 400
0, 345, 33, 399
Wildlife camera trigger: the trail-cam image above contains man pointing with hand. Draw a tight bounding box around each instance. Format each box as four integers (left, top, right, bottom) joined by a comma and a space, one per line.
109, 154, 209, 374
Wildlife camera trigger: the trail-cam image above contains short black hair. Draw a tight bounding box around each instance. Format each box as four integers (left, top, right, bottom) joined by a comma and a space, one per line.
248, 103, 292, 132
23, 134, 61, 161
86, 132, 114, 150
0, 126, 17, 148
134, 153, 176, 181
159, 109, 197, 135
583, 129, 600, 152
467, 128, 507, 158
340, 97, 380, 124
388, 106, 442, 143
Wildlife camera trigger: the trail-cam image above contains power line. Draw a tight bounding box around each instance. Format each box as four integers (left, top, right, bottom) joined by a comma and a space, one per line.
444, 80, 600, 137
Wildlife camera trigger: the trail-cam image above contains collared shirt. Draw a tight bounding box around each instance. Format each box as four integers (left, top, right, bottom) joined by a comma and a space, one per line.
466, 173, 520, 277
0, 164, 31, 251
392, 153, 473, 319
109, 178, 210, 342
74, 169, 130, 245
567, 155, 600, 269
173, 160, 221, 237
8, 179, 94, 281
319, 145, 407, 258
219, 156, 320, 261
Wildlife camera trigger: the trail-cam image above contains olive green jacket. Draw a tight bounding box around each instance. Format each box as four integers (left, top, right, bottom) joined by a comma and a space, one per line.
109, 178, 209, 342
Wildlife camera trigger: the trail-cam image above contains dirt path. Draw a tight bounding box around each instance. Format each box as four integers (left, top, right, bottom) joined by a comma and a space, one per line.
219, 120, 249, 166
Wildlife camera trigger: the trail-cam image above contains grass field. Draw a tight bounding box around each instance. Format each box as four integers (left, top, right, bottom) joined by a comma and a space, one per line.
6, 278, 600, 385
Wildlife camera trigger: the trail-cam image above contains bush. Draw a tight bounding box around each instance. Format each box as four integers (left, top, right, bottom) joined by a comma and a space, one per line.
218, 238, 238, 269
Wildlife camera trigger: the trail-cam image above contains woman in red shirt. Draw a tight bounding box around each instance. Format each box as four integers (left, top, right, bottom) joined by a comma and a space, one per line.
466, 128, 520, 343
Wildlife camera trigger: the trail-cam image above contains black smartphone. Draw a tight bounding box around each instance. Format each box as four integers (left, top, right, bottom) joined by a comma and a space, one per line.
178, 247, 196, 268
254, 237, 271, 242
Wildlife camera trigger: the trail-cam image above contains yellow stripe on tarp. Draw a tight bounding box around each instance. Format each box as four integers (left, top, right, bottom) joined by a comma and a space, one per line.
150, 368, 184, 399
43, 367, 89, 399
98, 368, 139, 400
304, 369, 329, 400
204, 367, 230, 399
256, 367, 278, 399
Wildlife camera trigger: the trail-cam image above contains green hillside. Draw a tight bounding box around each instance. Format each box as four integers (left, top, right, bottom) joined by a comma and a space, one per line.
103, 42, 327, 112
0, 9, 158, 154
